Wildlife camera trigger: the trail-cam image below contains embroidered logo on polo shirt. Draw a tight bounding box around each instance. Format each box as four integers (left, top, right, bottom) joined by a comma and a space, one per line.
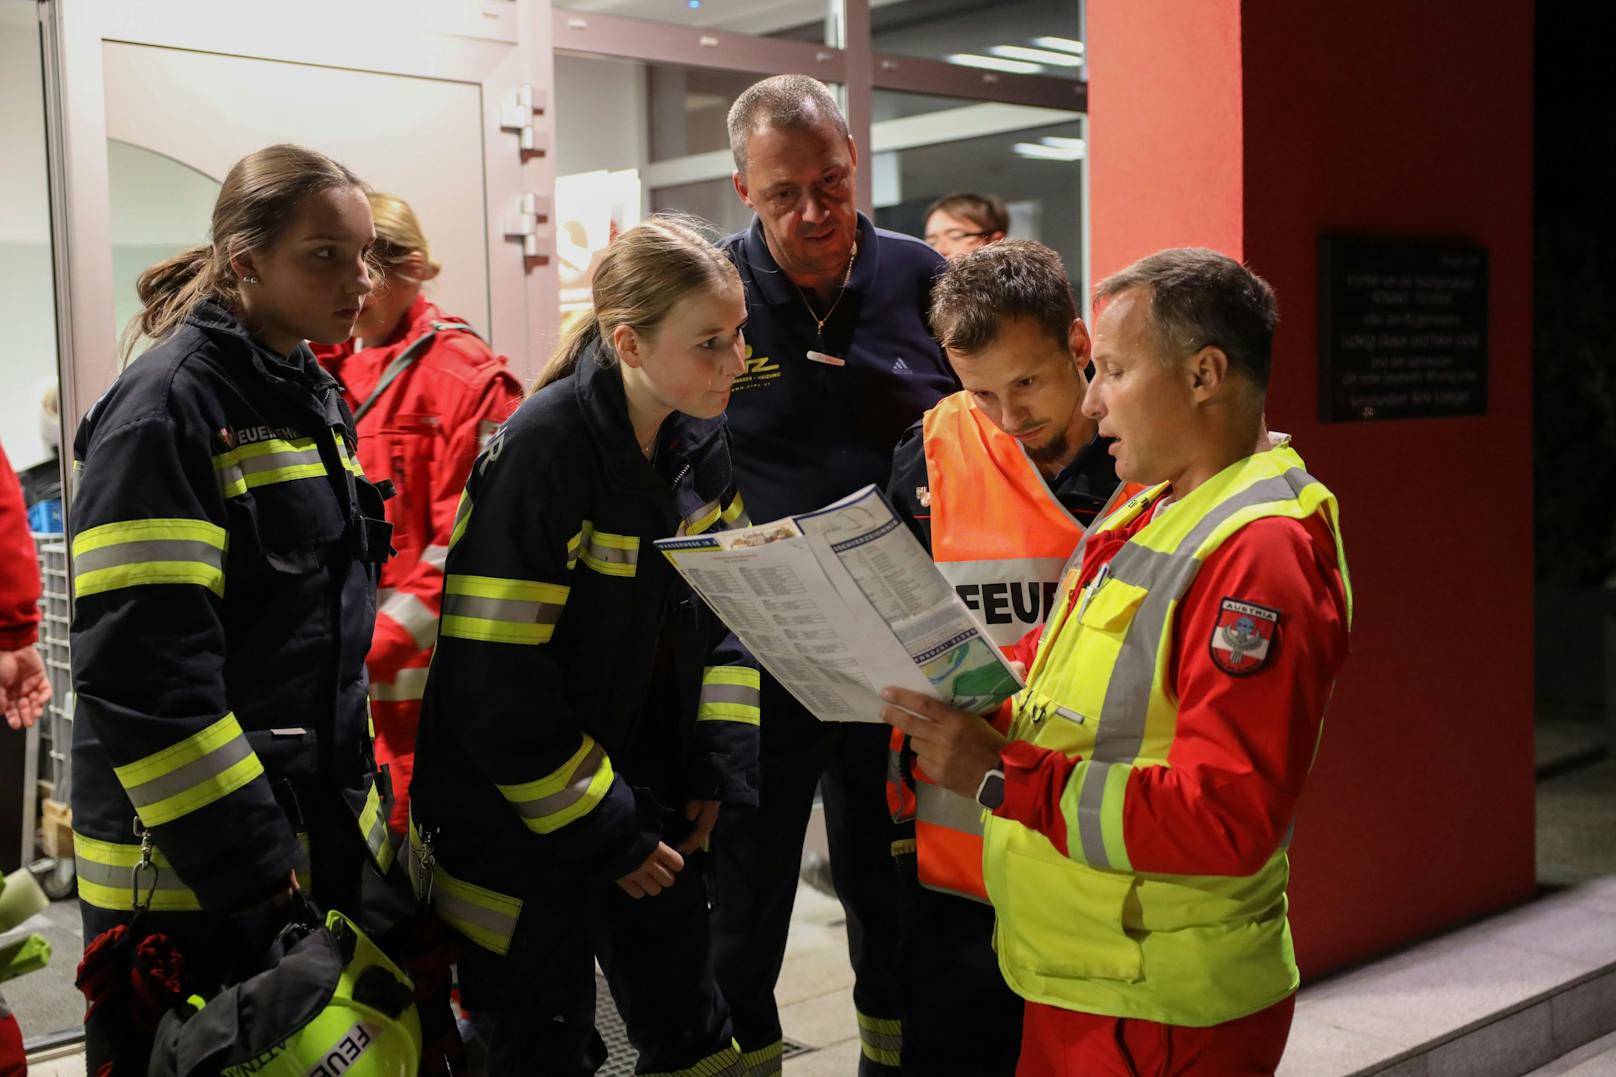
732, 344, 781, 393
892, 356, 913, 374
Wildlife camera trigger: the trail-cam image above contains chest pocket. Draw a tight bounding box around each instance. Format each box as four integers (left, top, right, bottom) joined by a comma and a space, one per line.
373, 414, 439, 557
1042, 578, 1149, 726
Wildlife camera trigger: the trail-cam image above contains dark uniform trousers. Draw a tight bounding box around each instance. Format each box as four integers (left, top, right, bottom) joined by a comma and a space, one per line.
458, 852, 733, 1076
711, 674, 903, 1075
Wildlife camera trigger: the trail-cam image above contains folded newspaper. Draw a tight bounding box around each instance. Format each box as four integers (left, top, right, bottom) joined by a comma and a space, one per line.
656, 484, 1023, 723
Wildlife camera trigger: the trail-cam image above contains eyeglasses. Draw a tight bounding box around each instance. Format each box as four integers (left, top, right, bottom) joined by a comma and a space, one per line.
924, 228, 992, 247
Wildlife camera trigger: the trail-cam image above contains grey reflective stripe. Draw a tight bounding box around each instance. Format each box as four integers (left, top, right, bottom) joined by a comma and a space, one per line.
1075, 759, 1117, 868
121, 735, 256, 813
420, 544, 449, 571
433, 885, 519, 942
381, 590, 438, 648
506, 742, 606, 821
74, 852, 197, 901
582, 533, 637, 567
442, 592, 563, 625
453, 496, 472, 533
73, 539, 223, 576
371, 666, 429, 702
1089, 471, 1322, 764
363, 813, 389, 862
699, 683, 758, 708
860, 1028, 902, 1053
914, 783, 986, 836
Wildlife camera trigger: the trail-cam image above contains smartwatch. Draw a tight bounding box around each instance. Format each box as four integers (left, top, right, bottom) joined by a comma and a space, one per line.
975, 766, 1007, 811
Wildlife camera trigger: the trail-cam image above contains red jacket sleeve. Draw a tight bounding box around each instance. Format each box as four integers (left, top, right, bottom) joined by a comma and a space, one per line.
367, 357, 522, 679
0, 445, 40, 650
997, 513, 1350, 877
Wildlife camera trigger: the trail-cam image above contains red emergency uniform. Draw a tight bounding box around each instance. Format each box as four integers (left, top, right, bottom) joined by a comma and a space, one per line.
315, 296, 522, 831
0, 445, 39, 654
993, 496, 1351, 1075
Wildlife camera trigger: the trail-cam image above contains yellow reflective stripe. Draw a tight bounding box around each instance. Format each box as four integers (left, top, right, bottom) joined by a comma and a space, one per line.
1059, 758, 1135, 873
641, 1040, 744, 1077
891, 837, 917, 857
73, 832, 202, 912
698, 665, 761, 725
334, 433, 364, 478
407, 820, 523, 956
359, 780, 395, 874
213, 437, 325, 498
495, 735, 615, 834
685, 499, 723, 536
857, 1011, 902, 1067
565, 529, 582, 572
450, 490, 474, 550
71, 517, 228, 599
740, 1041, 783, 1077
440, 574, 569, 646
113, 713, 265, 827
721, 492, 747, 524
578, 521, 639, 578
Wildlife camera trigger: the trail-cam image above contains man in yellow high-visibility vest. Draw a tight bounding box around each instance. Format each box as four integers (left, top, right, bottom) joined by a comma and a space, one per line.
881, 247, 1352, 1076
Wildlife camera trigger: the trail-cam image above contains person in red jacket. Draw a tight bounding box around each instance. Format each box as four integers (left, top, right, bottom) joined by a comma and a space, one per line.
314, 193, 522, 833
1, 442, 48, 732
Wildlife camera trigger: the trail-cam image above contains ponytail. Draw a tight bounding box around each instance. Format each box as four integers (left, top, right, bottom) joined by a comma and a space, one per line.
120, 245, 231, 364
532, 313, 603, 394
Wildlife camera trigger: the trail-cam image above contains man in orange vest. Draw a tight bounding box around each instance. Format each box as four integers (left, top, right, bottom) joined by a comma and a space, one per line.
884, 240, 1129, 1075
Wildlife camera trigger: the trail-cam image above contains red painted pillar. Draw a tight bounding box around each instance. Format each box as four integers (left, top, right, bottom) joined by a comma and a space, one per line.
1089, 0, 1536, 976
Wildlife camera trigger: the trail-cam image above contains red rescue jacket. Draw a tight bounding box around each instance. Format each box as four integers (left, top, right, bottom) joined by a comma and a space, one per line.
0, 444, 40, 650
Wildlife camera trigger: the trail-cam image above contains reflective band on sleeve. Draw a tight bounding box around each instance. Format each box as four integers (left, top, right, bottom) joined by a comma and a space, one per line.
72, 517, 227, 599
740, 1041, 783, 1077
856, 1012, 902, 1068
380, 590, 439, 649
697, 665, 761, 725
74, 832, 202, 912
495, 734, 614, 834
640, 1042, 745, 1077
578, 522, 639, 578
213, 437, 325, 499
1061, 758, 1134, 873
682, 491, 750, 537
334, 433, 365, 478
359, 780, 395, 874
914, 782, 986, 837
440, 574, 568, 645
407, 825, 523, 956
370, 666, 430, 703
449, 491, 474, 550
113, 712, 265, 827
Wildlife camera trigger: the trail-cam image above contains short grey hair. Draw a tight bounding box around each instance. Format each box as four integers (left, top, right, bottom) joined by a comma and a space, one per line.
727, 74, 850, 176
1095, 248, 1278, 389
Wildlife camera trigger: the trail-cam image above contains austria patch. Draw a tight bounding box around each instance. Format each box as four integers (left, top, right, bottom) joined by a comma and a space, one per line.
1210, 597, 1280, 675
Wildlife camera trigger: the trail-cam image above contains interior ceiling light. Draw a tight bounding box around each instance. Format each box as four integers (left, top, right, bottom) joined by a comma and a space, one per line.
1013, 141, 1085, 161
947, 53, 1044, 74
1040, 136, 1086, 151
1030, 36, 1085, 55
989, 44, 1084, 66
688, 0, 702, 7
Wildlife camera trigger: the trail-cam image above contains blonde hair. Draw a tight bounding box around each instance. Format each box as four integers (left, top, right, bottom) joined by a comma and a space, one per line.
368, 191, 442, 280
121, 144, 367, 363
533, 215, 740, 393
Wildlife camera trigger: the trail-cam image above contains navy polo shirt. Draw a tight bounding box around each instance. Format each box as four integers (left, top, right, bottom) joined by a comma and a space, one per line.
721, 213, 959, 524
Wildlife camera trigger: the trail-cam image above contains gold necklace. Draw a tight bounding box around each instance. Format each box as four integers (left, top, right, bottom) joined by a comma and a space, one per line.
795, 241, 858, 338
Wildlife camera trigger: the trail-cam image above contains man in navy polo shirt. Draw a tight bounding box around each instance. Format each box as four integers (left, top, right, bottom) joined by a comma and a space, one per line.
711, 74, 957, 1076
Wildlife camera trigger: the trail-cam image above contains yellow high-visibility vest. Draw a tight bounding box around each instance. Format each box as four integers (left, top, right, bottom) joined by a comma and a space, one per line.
983, 445, 1352, 1026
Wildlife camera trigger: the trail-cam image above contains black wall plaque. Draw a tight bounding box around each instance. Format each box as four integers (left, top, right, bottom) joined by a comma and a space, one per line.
1318, 237, 1488, 422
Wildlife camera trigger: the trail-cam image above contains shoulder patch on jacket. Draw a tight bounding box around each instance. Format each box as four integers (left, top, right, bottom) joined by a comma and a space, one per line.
1210, 597, 1279, 676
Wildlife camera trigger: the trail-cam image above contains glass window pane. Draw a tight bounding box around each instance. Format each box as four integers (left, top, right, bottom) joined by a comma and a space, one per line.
558, 0, 839, 44
873, 0, 1084, 81
869, 97, 1084, 283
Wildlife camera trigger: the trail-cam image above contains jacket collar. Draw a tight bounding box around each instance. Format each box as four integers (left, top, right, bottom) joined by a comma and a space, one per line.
187, 299, 340, 398
573, 335, 725, 484
741, 212, 879, 307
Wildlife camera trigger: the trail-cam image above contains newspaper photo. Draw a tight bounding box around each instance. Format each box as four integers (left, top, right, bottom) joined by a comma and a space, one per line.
656, 485, 1022, 723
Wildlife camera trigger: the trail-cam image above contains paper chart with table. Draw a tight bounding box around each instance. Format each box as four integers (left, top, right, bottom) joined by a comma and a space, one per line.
656, 485, 1022, 723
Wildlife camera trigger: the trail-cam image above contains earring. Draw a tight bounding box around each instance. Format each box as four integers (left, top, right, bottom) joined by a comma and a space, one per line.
242, 275, 260, 285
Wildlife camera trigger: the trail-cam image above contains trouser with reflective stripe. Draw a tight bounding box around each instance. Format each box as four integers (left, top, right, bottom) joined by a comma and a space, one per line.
710, 674, 903, 1076
894, 850, 1022, 1076
458, 853, 738, 1076
77, 804, 365, 1074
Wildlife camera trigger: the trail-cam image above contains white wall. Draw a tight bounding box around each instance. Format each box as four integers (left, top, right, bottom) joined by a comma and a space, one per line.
0, 3, 63, 474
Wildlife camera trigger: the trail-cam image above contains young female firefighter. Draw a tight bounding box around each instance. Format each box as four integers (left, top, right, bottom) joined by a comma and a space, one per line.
68, 144, 395, 1070
313, 192, 522, 835
408, 216, 759, 1075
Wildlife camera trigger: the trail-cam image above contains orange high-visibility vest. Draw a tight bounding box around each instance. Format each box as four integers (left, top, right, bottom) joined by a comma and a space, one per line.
890, 391, 1128, 901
